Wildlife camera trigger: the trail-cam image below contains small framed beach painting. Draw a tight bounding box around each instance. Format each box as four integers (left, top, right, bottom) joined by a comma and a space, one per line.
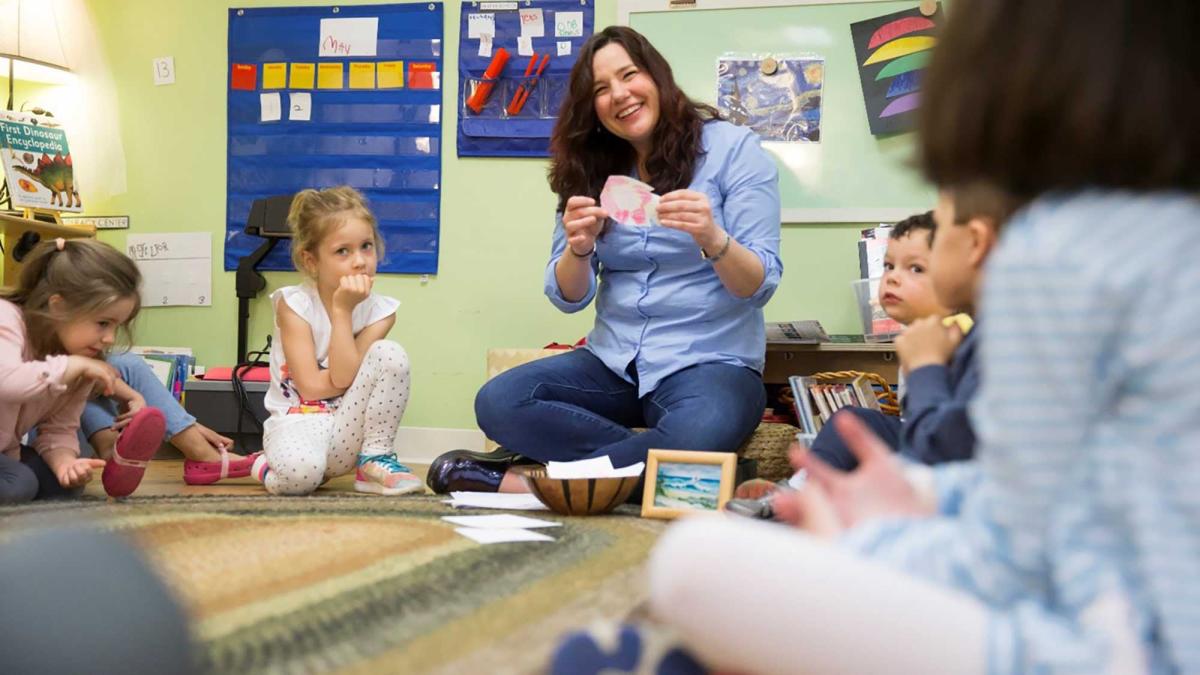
640, 450, 737, 520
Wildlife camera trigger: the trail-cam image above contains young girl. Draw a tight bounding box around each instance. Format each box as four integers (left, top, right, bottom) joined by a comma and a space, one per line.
560, 0, 1200, 673
252, 186, 418, 496
0, 238, 165, 503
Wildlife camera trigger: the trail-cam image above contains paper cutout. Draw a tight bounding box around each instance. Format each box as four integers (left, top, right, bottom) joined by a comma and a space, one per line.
851, 4, 941, 136
874, 52, 929, 80
519, 8, 545, 37
317, 62, 344, 89
377, 61, 404, 88
863, 36, 936, 66
289, 63, 315, 88
446, 492, 548, 510
231, 63, 257, 90
885, 71, 920, 98
288, 92, 312, 121
600, 175, 660, 227
554, 11, 583, 37
407, 62, 438, 90
126, 233, 212, 307
479, 34, 494, 58
259, 92, 281, 121
442, 515, 562, 529
262, 63, 287, 89
557, 40, 571, 56
880, 93, 920, 117
517, 35, 533, 56
867, 16, 936, 49
467, 13, 495, 38
319, 17, 378, 57
455, 528, 554, 544
349, 62, 376, 89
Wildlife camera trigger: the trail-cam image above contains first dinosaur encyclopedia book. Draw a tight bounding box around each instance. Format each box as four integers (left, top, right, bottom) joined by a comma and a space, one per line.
0, 110, 82, 213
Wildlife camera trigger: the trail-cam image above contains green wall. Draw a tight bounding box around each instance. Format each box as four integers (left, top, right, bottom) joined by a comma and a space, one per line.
79, 0, 877, 430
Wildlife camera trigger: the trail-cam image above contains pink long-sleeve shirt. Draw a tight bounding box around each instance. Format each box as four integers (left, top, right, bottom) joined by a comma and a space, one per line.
0, 299, 88, 462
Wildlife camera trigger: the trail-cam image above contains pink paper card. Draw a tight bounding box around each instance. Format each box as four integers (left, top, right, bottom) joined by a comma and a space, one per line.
600, 175, 659, 227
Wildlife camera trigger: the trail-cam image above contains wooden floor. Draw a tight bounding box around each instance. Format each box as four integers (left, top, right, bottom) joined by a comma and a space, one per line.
81, 459, 432, 498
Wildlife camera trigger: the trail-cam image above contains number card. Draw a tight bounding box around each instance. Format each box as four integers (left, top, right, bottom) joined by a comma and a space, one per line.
126, 233, 212, 307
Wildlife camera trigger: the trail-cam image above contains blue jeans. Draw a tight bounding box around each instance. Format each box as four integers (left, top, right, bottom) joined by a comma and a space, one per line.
475, 350, 766, 468
77, 353, 195, 457
808, 407, 901, 471
0, 446, 83, 503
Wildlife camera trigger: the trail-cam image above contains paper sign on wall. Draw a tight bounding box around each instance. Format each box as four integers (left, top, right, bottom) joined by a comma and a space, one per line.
262, 63, 287, 89
289, 92, 312, 121
519, 8, 545, 37
319, 17, 379, 57
127, 233, 212, 307
289, 63, 315, 89
554, 11, 583, 37
467, 13, 495, 38
377, 61, 405, 88
260, 92, 282, 121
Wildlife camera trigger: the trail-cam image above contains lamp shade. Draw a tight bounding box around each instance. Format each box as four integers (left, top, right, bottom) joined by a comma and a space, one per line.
0, 0, 71, 71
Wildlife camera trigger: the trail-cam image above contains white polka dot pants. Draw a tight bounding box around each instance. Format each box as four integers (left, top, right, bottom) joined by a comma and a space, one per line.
260, 341, 411, 496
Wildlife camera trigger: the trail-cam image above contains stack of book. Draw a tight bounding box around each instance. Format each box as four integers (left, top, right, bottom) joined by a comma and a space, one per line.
788, 373, 882, 435
131, 347, 195, 402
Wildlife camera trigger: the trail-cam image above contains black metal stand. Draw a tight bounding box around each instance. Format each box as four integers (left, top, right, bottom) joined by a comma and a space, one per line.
235, 237, 279, 365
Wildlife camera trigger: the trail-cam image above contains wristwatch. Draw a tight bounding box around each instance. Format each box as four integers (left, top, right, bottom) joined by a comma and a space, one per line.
701, 232, 732, 263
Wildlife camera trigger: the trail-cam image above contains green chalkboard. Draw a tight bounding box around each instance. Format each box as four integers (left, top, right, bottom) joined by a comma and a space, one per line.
626, 1, 938, 223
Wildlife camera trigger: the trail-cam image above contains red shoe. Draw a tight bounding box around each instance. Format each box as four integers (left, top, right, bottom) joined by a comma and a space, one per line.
183, 449, 260, 485
101, 407, 166, 497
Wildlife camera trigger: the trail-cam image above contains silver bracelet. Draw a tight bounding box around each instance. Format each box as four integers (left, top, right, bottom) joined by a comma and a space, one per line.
701, 233, 732, 263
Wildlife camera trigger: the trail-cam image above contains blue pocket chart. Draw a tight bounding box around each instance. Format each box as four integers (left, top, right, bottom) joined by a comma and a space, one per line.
226, 3, 443, 274
457, 0, 593, 157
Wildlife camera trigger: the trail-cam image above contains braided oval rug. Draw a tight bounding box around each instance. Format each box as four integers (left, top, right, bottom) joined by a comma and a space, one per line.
0, 495, 665, 674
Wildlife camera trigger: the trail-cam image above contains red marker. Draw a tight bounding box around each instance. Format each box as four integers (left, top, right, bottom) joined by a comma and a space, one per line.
506, 53, 539, 115
510, 53, 550, 115
466, 48, 510, 114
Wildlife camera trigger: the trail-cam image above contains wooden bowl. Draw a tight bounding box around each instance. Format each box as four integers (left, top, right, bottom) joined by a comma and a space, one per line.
511, 465, 640, 516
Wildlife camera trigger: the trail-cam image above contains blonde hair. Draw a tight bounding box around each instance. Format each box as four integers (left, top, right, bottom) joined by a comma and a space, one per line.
287, 186, 384, 276
0, 239, 142, 358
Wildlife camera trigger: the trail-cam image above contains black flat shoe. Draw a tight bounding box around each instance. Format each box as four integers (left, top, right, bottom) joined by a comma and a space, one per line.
426, 449, 530, 494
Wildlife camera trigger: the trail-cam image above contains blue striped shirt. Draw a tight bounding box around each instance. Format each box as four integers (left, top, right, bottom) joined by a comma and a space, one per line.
543, 121, 782, 396
845, 191, 1200, 674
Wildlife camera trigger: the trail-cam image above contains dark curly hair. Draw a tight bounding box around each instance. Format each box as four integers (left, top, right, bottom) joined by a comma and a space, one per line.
547, 26, 721, 212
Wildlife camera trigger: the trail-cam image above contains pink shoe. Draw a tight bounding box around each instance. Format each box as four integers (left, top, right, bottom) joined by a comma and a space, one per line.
183, 449, 260, 485
101, 407, 166, 497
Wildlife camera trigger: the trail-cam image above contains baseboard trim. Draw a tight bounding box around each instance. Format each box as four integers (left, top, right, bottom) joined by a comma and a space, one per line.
394, 426, 486, 464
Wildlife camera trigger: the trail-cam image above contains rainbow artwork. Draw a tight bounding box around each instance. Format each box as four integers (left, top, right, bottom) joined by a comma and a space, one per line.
850, 4, 943, 136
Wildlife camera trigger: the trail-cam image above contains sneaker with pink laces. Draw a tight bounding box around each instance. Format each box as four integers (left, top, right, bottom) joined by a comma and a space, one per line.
355, 453, 423, 496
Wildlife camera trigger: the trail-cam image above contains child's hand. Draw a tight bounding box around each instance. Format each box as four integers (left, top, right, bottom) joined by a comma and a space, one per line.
332, 274, 373, 313
112, 393, 147, 430
64, 355, 119, 397
895, 315, 963, 374
55, 457, 106, 488
774, 414, 932, 536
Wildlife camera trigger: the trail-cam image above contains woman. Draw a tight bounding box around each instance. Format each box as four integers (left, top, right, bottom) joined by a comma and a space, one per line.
428, 26, 782, 493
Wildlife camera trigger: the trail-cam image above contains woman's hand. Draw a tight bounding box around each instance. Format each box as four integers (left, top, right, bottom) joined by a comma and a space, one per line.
112, 393, 147, 431
55, 457, 106, 489
895, 315, 963, 374
562, 196, 608, 256
658, 189, 726, 254
64, 355, 118, 397
332, 274, 373, 314
772, 413, 933, 537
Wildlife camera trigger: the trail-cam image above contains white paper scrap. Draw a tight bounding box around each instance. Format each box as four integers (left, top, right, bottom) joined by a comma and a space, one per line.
467, 13, 495, 38
519, 8, 545, 37
288, 92, 312, 121
442, 514, 561, 529
546, 457, 645, 479
447, 492, 549, 511
259, 92, 281, 122
517, 35, 534, 56
455, 527, 554, 544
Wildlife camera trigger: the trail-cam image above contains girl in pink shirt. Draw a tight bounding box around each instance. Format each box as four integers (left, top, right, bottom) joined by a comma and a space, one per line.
0, 238, 164, 503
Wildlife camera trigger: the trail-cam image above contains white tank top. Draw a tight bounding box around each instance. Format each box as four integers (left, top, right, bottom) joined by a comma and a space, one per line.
263, 283, 400, 434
